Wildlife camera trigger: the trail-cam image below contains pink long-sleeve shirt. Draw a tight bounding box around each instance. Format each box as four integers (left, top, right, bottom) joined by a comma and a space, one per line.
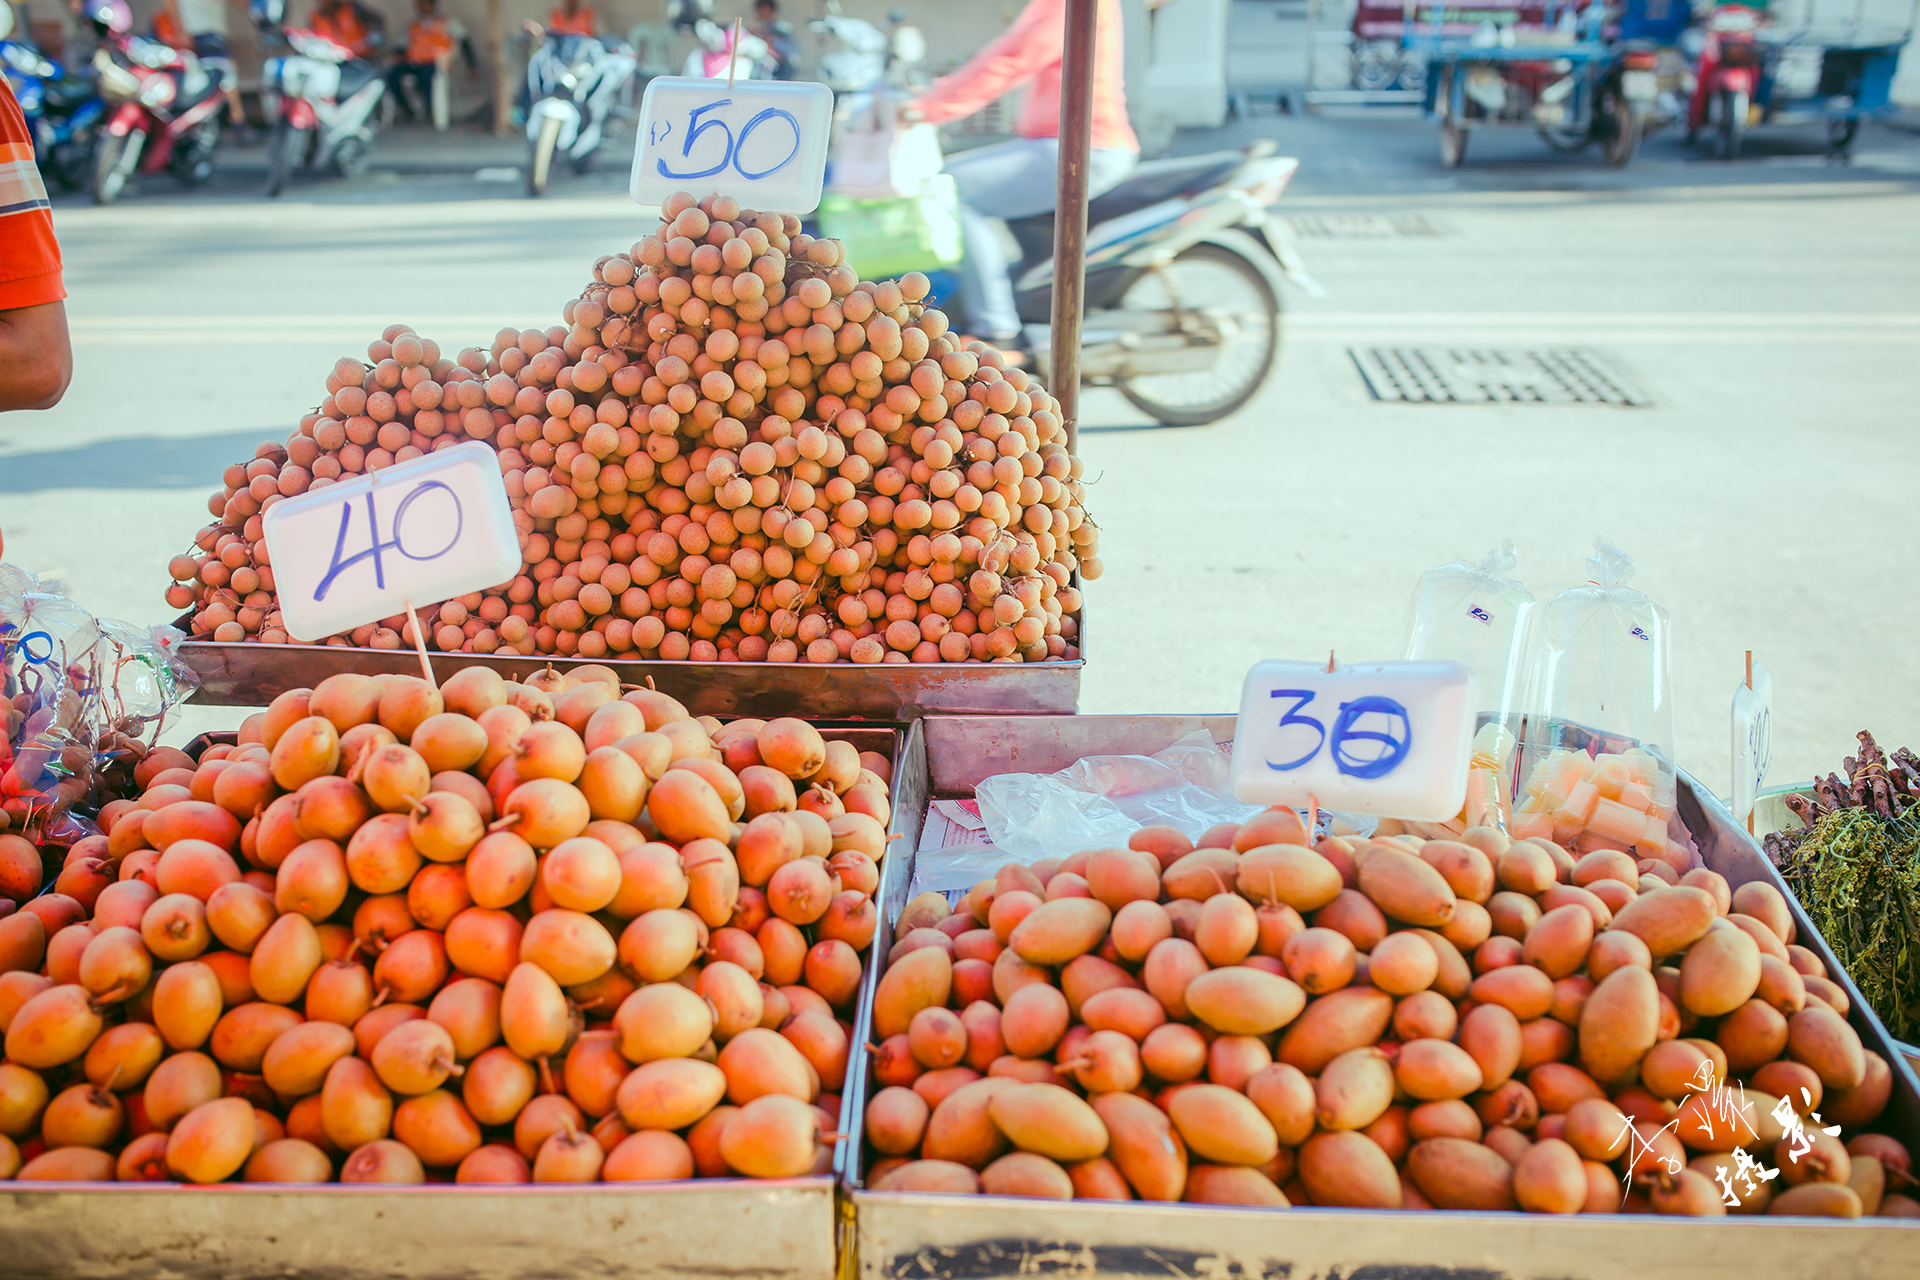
914, 0, 1139, 153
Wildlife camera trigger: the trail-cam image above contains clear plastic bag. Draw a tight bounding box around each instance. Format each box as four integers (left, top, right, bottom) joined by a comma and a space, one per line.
1513, 538, 1685, 869
1, 567, 196, 848
1401, 539, 1536, 834
973, 730, 1262, 866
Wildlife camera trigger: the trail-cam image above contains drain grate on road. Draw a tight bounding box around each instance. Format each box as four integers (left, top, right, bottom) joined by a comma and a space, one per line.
1351, 348, 1652, 406
1285, 214, 1447, 239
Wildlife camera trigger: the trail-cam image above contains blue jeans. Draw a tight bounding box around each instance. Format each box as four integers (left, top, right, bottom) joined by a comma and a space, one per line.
943, 137, 1138, 342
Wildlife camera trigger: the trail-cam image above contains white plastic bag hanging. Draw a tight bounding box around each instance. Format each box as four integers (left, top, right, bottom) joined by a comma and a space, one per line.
829, 96, 944, 199
1513, 538, 1686, 869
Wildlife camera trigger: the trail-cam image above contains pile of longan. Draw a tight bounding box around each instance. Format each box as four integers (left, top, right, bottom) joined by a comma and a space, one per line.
167, 191, 1098, 665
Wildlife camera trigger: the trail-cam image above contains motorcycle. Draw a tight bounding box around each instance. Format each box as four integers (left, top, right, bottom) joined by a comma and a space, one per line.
253, 0, 386, 197
811, 5, 925, 97
523, 32, 636, 197
88, 31, 226, 204
1686, 4, 1767, 159
1, 33, 105, 192
948, 142, 1318, 427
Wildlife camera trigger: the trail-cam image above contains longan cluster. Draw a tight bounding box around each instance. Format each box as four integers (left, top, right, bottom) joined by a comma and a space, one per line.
167, 191, 1100, 665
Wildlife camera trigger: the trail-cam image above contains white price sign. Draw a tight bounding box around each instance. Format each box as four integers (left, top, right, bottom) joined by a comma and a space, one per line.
1230, 660, 1478, 819
1730, 659, 1773, 827
631, 77, 832, 214
262, 443, 521, 643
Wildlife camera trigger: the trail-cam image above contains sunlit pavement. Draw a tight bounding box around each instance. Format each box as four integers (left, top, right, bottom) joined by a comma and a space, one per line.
5, 71, 1919, 793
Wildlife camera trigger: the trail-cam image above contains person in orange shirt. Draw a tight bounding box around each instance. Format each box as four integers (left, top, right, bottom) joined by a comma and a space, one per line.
907, 0, 1139, 345
546, 0, 596, 37
311, 0, 383, 58
387, 0, 454, 123
151, 0, 191, 48
0, 78, 71, 416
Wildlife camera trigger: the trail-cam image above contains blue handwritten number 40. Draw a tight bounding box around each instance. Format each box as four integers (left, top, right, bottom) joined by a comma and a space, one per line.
1266, 689, 1412, 780
655, 100, 800, 182
314, 483, 463, 602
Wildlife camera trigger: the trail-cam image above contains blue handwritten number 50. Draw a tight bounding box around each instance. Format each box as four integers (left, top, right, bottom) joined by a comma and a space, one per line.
657, 101, 800, 182
1265, 689, 1412, 780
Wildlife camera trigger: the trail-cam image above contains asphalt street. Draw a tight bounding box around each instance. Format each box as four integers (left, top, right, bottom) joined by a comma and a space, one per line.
3, 19, 1919, 800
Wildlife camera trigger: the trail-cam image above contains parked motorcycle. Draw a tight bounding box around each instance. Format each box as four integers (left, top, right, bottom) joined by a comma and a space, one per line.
811, 5, 925, 96
1, 19, 105, 192
252, 0, 386, 197
1686, 4, 1767, 159
82, 1, 224, 203
949, 142, 1318, 427
523, 32, 635, 197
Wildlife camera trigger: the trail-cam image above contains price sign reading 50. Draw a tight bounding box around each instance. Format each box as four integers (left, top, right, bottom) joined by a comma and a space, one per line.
262, 442, 522, 644
1230, 659, 1478, 819
632, 77, 831, 214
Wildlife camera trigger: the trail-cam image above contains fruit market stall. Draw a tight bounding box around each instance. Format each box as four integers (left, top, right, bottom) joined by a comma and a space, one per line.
836, 713, 1920, 1279
1, 649, 905, 1279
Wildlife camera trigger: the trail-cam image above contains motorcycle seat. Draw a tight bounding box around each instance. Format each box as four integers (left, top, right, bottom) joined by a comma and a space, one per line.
336, 58, 379, 100
1085, 150, 1248, 222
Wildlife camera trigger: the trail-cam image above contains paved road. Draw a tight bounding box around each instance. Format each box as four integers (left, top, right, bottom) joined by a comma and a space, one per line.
3, 45, 1918, 799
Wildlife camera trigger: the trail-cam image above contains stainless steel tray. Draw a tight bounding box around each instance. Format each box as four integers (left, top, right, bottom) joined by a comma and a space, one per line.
840, 714, 1920, 1280
2, 1179, 835, 1280
175, 637, 1082, 719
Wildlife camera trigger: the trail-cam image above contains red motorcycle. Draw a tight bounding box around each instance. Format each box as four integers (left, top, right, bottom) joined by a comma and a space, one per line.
87, 14, 226, 203
1686, 4, 1768, 160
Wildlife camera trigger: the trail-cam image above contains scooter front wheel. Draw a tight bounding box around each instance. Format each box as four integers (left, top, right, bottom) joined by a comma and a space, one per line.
1114, 244, 1280, 428
90, 129, 140, 205
527, 116, 562, 197
1719, 88, 1748, 160
265, 120, 307, 197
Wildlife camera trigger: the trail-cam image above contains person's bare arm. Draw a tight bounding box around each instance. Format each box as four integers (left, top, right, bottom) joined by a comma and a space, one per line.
0, 301, 74, 411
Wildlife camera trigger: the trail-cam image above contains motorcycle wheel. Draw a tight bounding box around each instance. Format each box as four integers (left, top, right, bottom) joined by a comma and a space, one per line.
1602, 90, 1640, 168
1439, 122, 1469, 169
90, 129, 137, 205
335, 137, 371, 179
527, 116, 562, 198
1114, 244, 1280, 428
1720, 88, 1747, 160
1827, 116, 1858, 155
177, 119, 220, 187
265, 120, 306, 198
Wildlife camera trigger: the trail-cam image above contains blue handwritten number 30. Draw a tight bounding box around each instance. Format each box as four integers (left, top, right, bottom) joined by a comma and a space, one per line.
314, 482, 463, 602
657, 100, 800, 181
1265, 689, 1412, 780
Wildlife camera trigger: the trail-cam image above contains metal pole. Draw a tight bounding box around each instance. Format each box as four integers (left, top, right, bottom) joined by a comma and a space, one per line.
1051, 0, 1098, 454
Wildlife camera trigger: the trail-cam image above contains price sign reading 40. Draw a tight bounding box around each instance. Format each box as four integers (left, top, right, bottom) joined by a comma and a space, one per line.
631, 77, 832, 214
1230, 659, 1479, 819
262, 442, 522, 644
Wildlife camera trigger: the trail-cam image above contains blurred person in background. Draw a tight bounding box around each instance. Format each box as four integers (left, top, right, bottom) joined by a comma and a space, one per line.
751, 0, 796, 79
152, 0, 247, 128
387, 0, 452, 122
311, 0, 383, 57
0, 75, 71, 414
905, 0, 1138, 348
543, 0, 596, 37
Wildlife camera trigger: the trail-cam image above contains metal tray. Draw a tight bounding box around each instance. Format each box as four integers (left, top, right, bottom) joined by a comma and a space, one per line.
174, 636, 1082, 720
2, 1180, 836, 1280
0, 725, 910, 1280
840, 714, 1920, 1280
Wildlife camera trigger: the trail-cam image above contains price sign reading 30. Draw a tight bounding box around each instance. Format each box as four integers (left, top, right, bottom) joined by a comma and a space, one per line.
1230, 659, 1478, 819
631, 77, 832, 214
262, 442, 522, 643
